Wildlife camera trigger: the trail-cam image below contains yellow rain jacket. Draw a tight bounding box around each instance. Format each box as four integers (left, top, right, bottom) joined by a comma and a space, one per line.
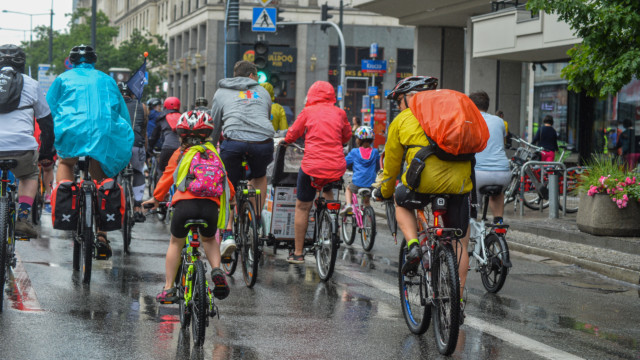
260, 82, 288, 131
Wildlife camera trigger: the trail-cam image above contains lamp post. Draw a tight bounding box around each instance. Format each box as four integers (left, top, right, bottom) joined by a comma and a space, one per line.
1, 10, 49, 48
0, 27, 30, 43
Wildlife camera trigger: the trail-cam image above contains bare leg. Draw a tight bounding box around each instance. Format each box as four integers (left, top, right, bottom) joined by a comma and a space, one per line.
489, 194, 505, 218
249, 175, 267, 212
42, 165, 54, 196
456, 229, 470, 298
293, 200, 313, 256
344, 187, 353, 206
17, 179, 38, 200
164, 235, 185, 290
200, 235, 221, 269
395, 205, 418, 241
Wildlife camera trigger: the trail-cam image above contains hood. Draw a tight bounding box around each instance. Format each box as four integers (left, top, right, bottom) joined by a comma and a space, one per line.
73, 62, 95, 70
305, 81, 336, 106
218, 77, 259, 90
260, 82, 275, 101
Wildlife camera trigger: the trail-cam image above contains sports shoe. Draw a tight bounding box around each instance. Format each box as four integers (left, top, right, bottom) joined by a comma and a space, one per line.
493, 216, 504, 225
339, 204, 353, 216
15, 217, 38, 238
44, 193, 52, 204
220, 238, 237, 258
460, 299, 466, 325
287, 254, 305, 264
133, 211, 146, 223
401, 243, 422, 275
95, 233, 112, 260
156, 287, 179, 304
210, 268, 230, 300
44, 204, 51, 213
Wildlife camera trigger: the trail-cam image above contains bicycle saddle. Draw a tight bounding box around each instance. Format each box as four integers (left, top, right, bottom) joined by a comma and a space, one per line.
357, 188, 372, 197
479, 185, 503, 196
184, 219, 209, 229
0, 159, 18, 171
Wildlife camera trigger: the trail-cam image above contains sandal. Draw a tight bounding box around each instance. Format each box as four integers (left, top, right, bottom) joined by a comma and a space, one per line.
210, 268, 230, 300
156, 287, 179, 304
95, 232, 112, 260
287, 254, 305, 264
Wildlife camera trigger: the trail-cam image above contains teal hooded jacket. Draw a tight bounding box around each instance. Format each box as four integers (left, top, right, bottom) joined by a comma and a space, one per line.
46, 63, 134, 178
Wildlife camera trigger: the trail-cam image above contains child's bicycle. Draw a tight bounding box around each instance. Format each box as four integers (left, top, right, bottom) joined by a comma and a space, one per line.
145, 202, 218, 346
341, 187, 377, 251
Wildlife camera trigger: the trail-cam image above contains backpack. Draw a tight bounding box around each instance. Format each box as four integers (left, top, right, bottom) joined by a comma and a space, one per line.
0, 67, 24, 114
175, 146, 226, 198
51, 180, 80, 230
165, 112, 181, 131
96, 178, 125, 231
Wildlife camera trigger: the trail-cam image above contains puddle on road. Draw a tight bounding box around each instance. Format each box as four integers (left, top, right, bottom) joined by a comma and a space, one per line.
561, 281, 629, 294
558, 316, 640, 353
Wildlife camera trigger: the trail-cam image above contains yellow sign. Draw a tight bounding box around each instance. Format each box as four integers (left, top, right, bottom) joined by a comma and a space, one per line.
243, 50, 255, 62
268, 51, 294, 68
257, 0, 273, 6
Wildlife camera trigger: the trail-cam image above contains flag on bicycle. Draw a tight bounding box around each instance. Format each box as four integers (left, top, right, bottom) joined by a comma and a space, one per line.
126, 57, 147, 101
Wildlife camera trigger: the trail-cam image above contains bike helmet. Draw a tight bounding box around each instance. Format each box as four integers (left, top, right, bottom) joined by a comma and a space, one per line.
69, 44, 97, 64
118, 82, 132, 96
164, 96, 181, 110
0, 44, 26, 73
386, 76, 438, 101
195, 97, 208, 108
355, 126, 375, 141
147, 98, 161, 108
176, 110, 214, 139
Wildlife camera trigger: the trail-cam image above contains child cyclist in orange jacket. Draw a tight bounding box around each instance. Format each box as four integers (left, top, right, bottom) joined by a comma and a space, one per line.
143, 110, 235, 303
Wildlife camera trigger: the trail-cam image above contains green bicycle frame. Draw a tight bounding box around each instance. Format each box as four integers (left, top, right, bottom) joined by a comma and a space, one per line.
181, 223, 214, 312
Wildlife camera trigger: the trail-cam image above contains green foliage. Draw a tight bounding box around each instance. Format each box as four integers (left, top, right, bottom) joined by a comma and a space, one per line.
527, 0, 640, 97
21, 8, 167, 100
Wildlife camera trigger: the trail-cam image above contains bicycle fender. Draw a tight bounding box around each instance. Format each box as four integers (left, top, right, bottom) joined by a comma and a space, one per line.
497, 235, 512, 268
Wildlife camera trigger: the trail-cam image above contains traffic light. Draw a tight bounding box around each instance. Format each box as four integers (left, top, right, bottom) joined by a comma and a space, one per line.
320, 3, 334, 33
276, 7, 285, 23
254, 40, 269, 84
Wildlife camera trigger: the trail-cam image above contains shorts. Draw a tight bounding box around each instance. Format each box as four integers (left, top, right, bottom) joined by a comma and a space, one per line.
475, 170, 511, 199
0, 150, 39, 180
170, 199, 219, 238
395, 184, 470, 234
59, 157, 107, 182
296, 168, 335, 202
348, 183, 371, 195
220, 139, 274, 189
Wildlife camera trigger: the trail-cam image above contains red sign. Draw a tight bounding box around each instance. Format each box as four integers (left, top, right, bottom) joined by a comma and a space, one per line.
372, 109, 387, 150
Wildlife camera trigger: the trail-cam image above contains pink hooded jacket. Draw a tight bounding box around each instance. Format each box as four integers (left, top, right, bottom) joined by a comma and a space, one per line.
285, 81, 351, 181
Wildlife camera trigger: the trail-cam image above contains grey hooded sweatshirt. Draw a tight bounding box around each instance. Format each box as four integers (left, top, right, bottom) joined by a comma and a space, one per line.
210, 77, 273, 144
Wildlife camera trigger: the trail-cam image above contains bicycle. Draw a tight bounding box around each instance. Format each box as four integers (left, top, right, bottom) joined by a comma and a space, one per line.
118, 164, 135, 254
398, 195, 462, 356
341, 187, 377, 251
147, 202, 217, 346
32, 165, 46, 226
221, 154, 261, 288
0, 161, 30, 312
468, 185, 512, 293
147, 149, 161, 196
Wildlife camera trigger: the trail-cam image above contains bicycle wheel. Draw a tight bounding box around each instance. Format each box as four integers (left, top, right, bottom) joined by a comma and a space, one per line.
32, 186, 43, 226
503, 175, 519, 205
176, 262, 191, 329
360, 206, 376, 252
385, 200, 397, 235
240, 201, 259, 288
398, 238, 431, 334
432, 243, 460, 356
122, 180, 133, 254
341, 213, 356, 245
480, 233, 509, 293
0, 198, 8, 311
82, 191, 93, 284
315, 209, 338, 281
191, 260, 208, 346
559, 167, 581, 213
72, 232, 82, 271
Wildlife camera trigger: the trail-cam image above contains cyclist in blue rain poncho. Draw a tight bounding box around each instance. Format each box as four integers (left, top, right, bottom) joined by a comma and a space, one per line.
46, 45, 133, 181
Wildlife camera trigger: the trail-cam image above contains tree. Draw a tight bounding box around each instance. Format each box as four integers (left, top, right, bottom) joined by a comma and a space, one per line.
527, 1, 640, 97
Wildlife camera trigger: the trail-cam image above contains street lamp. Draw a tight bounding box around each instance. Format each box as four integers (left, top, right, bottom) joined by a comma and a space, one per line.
2, 10, 50, 48
0, 27, 30, 43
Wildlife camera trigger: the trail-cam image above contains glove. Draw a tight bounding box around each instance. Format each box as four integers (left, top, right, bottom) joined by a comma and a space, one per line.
38, 150, 56, 164
372, 187, 384, 201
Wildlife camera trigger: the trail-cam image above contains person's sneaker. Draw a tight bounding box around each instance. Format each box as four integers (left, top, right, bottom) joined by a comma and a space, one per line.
339, 204, 353, 216
44, 203, 52, 213
459, 299, 466, 325
95, 233, 112, 260
210, 268, 230, 300
220, 238, 237, 258
156, 287, 179, 304
492, 216, 504, 225
401, 243, 422, 275
287, 253, 305, 264
133, 211, 146, 223
44, 194, 52, 204
15, 217, 38, 238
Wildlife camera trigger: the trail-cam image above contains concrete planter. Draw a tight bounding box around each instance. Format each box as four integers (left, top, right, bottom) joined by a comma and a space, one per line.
577, 193, 640, 236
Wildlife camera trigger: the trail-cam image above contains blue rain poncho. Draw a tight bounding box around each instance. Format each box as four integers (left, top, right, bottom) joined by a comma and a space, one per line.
46, 63, 134, 178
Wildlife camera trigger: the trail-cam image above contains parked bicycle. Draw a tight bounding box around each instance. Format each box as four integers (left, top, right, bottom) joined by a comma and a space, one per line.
469, 185, 512, 293
341, 187, 377, 251
398, 195, 462, 356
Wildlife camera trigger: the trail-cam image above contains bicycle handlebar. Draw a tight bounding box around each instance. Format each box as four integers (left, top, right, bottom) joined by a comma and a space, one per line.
511, 136, 544, 152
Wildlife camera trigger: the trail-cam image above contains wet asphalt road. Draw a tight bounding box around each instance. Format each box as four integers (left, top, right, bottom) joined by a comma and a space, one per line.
1, 211, 639, 360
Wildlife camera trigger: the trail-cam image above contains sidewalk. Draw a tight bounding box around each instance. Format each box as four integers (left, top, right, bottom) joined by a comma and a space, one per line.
366, 196, 640, 285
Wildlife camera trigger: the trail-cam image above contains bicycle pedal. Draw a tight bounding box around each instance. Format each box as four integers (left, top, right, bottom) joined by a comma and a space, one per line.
95, 253, 109, 260
221, 256, 233, 264
17, 236, 30, 241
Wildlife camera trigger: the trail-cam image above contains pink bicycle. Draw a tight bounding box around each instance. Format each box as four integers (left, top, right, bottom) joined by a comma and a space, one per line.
341, 188, 377, 251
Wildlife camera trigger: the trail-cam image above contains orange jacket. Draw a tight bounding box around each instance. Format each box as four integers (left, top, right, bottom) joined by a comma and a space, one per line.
153, 148, 235, 205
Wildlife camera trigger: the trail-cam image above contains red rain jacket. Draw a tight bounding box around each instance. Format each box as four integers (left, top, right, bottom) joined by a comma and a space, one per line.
285, 81, 351, 181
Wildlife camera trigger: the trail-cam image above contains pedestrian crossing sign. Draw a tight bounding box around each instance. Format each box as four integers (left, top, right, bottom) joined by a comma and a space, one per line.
252, 7, 277, 32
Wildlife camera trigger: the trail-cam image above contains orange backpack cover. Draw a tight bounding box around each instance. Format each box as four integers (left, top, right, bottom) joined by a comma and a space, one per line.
409, 89, 489, 156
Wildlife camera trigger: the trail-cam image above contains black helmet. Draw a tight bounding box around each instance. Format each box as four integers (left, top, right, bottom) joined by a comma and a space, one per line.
69, 44, 97, 65
0, 44, 26, 73
195, 97, 208, 108
118, 82, 132, 96
386, 76, 438, 101
147, 98, 161, 107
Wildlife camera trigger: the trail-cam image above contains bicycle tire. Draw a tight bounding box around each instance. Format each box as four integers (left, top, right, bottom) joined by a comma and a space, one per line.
82, 191, 93, 284
32, 190, 42, 226
315, 209, 338, 281
240, 201, 259, 288
341, 214, 356, 245
432, 243, 460, 356
398, 238, 431, 334
176, 262, 191, 329
385, 200, 397, 235
222, 249, 238, 276
122, 180, 133, 254
0, 198, 8, 312
191, 260, 208, 346
361, 206, 376, 252
72, 232, 82, 271
480, 234, 509, 293
503, 175, 519, 205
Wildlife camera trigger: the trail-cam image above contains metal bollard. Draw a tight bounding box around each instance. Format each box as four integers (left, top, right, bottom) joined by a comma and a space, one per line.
548, 171, 559, 219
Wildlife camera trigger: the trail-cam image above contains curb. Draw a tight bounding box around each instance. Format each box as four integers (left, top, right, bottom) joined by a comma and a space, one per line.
508, 241, 640, 285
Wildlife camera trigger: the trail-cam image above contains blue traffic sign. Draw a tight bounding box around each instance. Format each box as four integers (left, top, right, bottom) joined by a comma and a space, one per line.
368, 86, 378, 97
252, 7, 277, 32
370, 43, 378, 58
337, 85, 343, 101
361, 59, 387, 74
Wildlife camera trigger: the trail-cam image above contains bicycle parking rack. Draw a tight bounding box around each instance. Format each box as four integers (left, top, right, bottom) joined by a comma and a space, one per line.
519, 161, 567, 218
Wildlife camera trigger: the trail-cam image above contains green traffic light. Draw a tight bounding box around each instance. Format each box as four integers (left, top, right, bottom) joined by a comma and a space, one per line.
257, 71, 268, 84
